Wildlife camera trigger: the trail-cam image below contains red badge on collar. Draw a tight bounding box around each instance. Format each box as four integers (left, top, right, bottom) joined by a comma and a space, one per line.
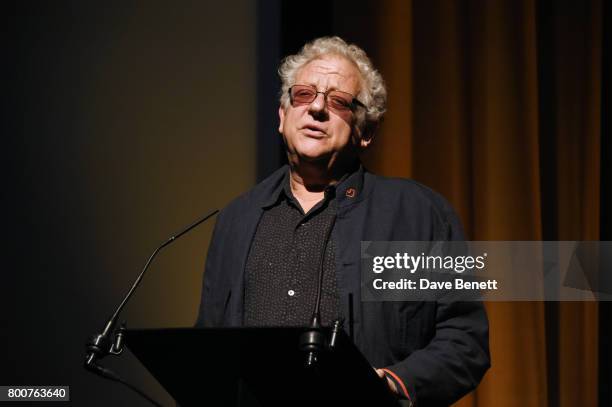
345, 187, 356, 198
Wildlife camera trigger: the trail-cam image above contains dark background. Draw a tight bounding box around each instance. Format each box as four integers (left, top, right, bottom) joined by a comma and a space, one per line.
6, 1, 257, 406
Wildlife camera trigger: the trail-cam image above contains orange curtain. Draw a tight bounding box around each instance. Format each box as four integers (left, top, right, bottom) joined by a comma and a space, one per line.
363, 0, 603, 405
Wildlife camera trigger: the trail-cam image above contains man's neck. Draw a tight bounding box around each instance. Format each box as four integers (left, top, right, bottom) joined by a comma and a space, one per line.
288, 168, 327, 213
287, 159, 357, 213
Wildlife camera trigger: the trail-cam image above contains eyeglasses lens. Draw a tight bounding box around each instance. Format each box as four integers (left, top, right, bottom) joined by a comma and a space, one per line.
290, 85, 353, 112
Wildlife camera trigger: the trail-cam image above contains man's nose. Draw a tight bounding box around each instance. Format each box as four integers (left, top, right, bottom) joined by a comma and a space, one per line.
308, 92, 327, 113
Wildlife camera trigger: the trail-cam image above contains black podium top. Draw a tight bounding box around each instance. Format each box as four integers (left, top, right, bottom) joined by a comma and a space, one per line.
127, 327, 399, 407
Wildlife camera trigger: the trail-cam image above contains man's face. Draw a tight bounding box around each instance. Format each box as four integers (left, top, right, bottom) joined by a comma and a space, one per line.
278, 55, 369, 166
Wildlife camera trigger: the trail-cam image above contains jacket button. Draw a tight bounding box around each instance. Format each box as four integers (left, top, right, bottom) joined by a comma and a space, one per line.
288, 290, 295, 296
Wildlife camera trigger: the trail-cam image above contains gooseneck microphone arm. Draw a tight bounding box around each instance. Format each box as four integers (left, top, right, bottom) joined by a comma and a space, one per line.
299, 213, 337, 366
311, 214, 337, 328
84, 209, 219, 405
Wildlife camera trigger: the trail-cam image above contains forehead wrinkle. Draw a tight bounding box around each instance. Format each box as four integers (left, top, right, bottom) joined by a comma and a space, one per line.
295, 57, 360, 94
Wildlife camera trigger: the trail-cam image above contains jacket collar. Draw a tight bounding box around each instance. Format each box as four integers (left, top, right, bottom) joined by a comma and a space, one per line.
258, 163, 365, 209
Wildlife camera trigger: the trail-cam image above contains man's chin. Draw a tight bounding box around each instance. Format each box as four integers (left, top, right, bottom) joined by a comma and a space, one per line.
295, 151, 334, 163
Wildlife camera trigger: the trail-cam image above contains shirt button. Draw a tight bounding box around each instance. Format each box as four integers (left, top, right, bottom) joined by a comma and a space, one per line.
288, 290, 295, 296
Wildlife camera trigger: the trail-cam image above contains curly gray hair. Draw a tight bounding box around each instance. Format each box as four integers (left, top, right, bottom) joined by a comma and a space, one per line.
278, 36, 387, 134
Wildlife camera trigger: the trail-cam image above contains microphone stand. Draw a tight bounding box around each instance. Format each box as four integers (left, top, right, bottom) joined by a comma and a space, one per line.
84, 209, 219, 406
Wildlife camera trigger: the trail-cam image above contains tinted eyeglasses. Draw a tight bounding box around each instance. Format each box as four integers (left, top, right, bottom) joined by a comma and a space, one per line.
289, 84, 365, 113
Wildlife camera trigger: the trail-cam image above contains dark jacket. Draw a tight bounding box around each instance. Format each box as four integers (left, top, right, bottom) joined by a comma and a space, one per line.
196, 165, 490, 406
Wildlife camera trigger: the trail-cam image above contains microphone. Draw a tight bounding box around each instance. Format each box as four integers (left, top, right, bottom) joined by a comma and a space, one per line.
84, 209, 219, 404
299, 213, 337, 366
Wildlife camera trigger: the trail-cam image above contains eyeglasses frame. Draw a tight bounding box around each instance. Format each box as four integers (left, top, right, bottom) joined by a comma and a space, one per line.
288, 84, 366, 113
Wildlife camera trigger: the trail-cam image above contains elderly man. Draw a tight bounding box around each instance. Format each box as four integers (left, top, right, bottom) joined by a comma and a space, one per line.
197, 37, 489, 405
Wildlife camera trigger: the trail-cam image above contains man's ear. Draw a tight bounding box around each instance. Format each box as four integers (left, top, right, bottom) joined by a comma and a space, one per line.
358, 121, 379, 148
278, 106, 285, 134
359, 132, 373, 148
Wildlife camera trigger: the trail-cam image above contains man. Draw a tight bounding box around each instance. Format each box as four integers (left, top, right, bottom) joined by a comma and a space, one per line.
197, 37, 489, 405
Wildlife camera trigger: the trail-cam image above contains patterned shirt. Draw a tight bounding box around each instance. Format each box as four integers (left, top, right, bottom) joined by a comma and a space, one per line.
243, 170, 342, 326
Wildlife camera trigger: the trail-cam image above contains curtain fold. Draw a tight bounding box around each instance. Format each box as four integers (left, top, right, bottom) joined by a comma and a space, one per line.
362, 0, 413, 178
364, 0, 603, 405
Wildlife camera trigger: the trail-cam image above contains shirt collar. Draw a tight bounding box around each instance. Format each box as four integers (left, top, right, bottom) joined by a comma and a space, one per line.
260, 163, 364, 209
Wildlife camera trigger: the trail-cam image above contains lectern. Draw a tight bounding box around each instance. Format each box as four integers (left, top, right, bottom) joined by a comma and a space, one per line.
126, 327, 400, 407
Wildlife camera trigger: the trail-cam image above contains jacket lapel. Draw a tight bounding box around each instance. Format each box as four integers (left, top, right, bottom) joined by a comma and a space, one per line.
226, 166, 289, 326
228, 203, 263, 326
333, 166, 369, 345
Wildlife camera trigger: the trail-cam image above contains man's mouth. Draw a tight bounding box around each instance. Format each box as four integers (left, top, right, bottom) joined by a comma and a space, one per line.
302, 125, 327, 137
